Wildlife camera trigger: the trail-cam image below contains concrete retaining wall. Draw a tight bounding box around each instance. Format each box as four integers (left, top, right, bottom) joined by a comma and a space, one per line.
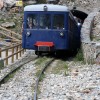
81, 12, 100, 64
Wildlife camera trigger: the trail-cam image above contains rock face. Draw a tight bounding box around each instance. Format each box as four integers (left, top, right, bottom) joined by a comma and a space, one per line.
60, 0, 100, 12
0, 0, 37, 11
92, 13, 100, 41
0, 0, 100, 12
81, 12, 100, 64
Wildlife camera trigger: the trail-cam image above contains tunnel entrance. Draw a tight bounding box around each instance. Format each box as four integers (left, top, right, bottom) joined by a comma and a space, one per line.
71, 9, 88, 23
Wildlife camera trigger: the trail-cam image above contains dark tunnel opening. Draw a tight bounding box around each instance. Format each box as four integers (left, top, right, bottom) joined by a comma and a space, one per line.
70, 9, 88, 55
71, 10, 88, 23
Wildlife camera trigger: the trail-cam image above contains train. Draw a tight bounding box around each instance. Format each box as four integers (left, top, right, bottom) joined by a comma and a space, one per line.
22, 4, 81, 56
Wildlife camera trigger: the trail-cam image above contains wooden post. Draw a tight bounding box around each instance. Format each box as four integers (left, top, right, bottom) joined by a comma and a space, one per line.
22, 49, 24, 54
16, 46, 18, 59
19, 45, 21, 57
6, 49, 8, 65
11, 33, 12, 37
12, 47, 14, 63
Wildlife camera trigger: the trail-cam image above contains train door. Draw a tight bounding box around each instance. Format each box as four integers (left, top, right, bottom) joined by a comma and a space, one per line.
68, 13, 81, 51
51, 13, 68, 50
68, 14, 73, 50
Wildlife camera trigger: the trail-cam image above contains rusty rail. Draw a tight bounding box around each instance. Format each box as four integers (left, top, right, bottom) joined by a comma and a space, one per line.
0, 43, 26, 66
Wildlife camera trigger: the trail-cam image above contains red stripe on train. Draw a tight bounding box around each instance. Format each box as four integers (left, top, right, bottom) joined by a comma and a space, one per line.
34, 41, 54, 47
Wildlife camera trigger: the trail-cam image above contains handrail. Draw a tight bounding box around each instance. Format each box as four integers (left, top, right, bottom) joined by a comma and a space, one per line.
4, 49, 23, 60
1, 43, 22, 52
0, 43, 25, 65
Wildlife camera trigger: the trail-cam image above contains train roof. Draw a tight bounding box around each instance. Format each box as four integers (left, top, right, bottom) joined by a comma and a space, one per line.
24, 4, 69, 12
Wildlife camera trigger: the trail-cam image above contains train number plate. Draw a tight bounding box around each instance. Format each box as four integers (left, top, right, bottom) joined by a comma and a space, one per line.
38, 46, 50, 51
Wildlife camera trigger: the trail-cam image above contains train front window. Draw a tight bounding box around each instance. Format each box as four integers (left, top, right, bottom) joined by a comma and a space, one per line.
27, 14, 38, 29
39, 14, 51, 29
53, 14, 64, 30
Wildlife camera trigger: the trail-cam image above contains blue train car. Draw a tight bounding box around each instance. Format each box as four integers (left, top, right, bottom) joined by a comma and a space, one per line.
22, 4, 81, 55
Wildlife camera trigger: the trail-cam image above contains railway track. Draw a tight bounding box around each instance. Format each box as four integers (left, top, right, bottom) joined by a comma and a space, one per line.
0, 55, 38, 86
34, 57, 55, 100
0, 55, 55, 100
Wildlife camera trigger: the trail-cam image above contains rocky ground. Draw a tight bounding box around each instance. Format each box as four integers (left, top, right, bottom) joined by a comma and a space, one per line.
0, 51, 38, 100
0, 12, 23, 33
0, 60, 36, 100
0, 54, 52, 100
38, 61, 100, 100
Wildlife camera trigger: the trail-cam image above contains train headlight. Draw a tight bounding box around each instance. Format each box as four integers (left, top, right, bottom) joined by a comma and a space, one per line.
60, 32, 64, 37
26, 31, 31, 36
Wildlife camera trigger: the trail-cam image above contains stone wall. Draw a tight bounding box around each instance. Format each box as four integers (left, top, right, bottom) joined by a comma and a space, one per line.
81, 12, 100, 64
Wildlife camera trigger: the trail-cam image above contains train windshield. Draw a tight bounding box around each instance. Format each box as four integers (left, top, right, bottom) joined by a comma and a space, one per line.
39, 14, 51, 29
27, 14, 38, 29
53, 14, 64, 29
26, 13, 64, 30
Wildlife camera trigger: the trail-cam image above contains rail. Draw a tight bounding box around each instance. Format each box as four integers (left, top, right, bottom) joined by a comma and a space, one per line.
34, 58, 55, 100
0, 43, 25, 66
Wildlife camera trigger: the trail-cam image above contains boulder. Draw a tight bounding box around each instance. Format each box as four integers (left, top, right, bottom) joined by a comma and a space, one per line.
0, 0, 16, 11
0, 0, 3, 9
1, 22, 15, 28
4, 0, 16, 7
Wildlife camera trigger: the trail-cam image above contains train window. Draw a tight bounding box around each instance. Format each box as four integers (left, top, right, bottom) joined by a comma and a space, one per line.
27, 14, 38, 29
39, 14, 51, 29
53, 14, 64, 30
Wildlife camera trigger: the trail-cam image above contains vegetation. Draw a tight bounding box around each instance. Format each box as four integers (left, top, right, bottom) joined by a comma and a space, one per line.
35, 56, 47, 65
50, 60, 68, 75
0, 60, 4, 69
0, 18, 5, 23
0, 67, 20, 85
73, 49, 84, 62
36, 71, 45, 82
35, 57, 48, 82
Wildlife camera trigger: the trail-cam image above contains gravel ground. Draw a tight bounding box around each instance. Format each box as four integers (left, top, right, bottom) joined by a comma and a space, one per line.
38, 62, 100, 100
0, 56, 37, 100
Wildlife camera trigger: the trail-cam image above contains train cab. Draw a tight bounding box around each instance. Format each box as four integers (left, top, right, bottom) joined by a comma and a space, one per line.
22, 4, 81, 55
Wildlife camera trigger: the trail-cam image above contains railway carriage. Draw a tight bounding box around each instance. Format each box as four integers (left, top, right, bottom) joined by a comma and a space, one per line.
22, 4, 81, 55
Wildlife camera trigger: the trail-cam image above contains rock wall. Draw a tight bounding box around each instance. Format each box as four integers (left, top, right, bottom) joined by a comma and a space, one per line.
0, 0, 36, 11
81, 12, 100, 64
60, 0, 100, 12
92, 13, 100, 41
